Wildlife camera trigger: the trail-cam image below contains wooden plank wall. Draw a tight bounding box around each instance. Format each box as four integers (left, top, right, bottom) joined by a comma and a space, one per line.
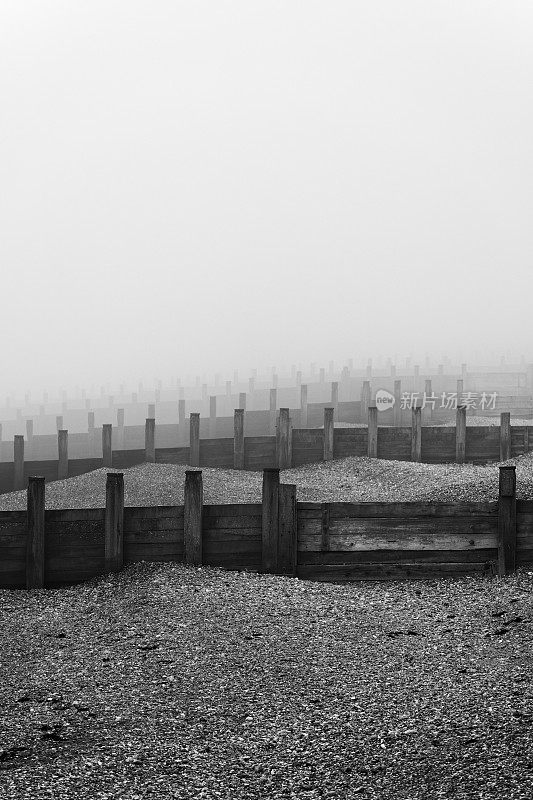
1, 495, 533, 588
297, 501, 500, 581
202, 503, 262, 570
124, 506, 184, 564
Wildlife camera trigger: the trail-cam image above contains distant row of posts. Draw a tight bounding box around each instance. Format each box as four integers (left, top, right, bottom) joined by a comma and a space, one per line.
10, 405, 517, 490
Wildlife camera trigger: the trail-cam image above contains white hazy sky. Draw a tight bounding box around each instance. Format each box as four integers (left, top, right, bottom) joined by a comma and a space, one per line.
1, 1, 532, 395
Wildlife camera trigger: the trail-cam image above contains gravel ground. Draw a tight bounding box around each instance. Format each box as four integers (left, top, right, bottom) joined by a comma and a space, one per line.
0, 455, 533, 509
1, 563, 533, 799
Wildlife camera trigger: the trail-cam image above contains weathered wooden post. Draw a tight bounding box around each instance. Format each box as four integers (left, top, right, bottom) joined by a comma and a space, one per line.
277, 408, 291, 469
456, 406, 466, 464
105, 472, 124, 573
58, 429, 69, 480
14, 435, 24, 490
278, 483, 297, 577
498, 466, 517, 576
411, 406, 422, 462
261, 468, 280, 573
209, 395, 217, 438
184, 470, 203, 565
361, 381, 371, 422
56, 415, 63, 432
234, 409, 245, 469
269, 387, 277, 435
393, 380, 402, 426
26, 476, 45, 589
500, 412, 511, 461
368, 406, 378, 458
323, 407, 334, 461
145, 418, 155, 463
238, 392, 246, 410
189, 413, 200, 467
331, 381, 339, 421
300, 384, 308, 427
102, 424, 113, 468
117, 408, 125, 449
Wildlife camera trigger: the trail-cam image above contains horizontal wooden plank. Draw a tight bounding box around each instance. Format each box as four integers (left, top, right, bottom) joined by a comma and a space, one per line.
298, 549, 498, 565
46, 509, 105, 523
204, 503, 262, 517
325, 502, 499, 518
124, 506, 183, 520
299, 527, 497, 551
124, 530, 184, 544
124, 518, 184, 534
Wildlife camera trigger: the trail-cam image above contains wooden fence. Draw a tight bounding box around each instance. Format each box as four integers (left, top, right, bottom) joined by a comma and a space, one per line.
0, 408, 530, 496
1, 465, 527, 589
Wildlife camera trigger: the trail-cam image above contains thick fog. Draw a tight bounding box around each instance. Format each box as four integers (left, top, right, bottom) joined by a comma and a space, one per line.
1, 1, 532, 396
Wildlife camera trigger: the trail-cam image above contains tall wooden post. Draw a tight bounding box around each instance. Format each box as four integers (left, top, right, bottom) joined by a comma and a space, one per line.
411, 407, 422, 462
105, 472, 124, 573
190, 413, 200, 467
238, 392, 246, 410
500, 412, 511, 462
269, 387, 277, 435
300, 384, 308, 427
234, 409, 245, 469
277, 408, 291, 470
184, 470, 203, 565
58, 429, 69, 480
178, 398, 186, 430
331, 381, 339, 421
393, 380, 402, 426
26, 476, 45, 589
145, 418, 155, 463
261, 468, 280, 573
102, 424, 113, 467
368, 406, 378, 457
323, 407, 334, 461
361, 381, 371, 422
209, 395, 217, 438
456, 406, 466, 464
117, 408, 125, 449
498, 466, 517, 576
14, 435, 24, 491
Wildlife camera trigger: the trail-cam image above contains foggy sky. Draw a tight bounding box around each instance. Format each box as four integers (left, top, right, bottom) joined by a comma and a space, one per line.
1, 1, 532, 396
